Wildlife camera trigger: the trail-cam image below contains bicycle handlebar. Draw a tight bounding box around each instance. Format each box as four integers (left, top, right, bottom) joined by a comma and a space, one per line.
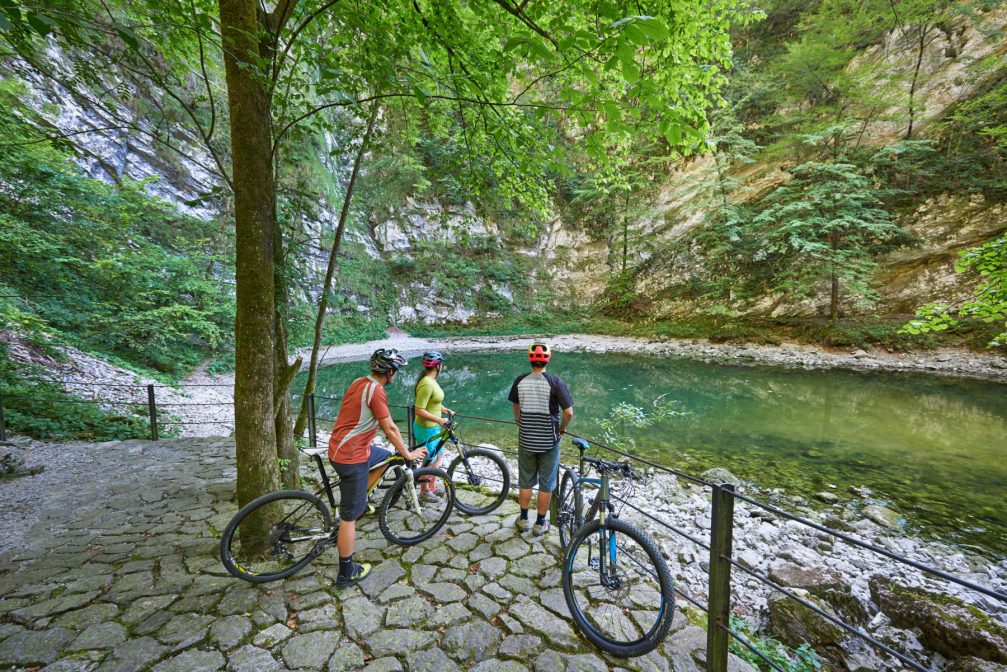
583, 455, 634, 478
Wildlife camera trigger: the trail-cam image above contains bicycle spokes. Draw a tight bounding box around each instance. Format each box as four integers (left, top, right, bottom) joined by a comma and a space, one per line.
566, 525, 668, 648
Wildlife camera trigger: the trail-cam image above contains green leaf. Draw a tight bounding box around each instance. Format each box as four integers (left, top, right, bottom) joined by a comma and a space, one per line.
621, 57, 639, 84
637, 18, 669, 41
26, 12, 56, 36
502, 35, 528, 51
115, 26, 140, 50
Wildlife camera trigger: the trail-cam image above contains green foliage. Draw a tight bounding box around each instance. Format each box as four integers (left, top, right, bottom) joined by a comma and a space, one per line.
904, 233, 1007, 348
728, 615, 823, 672
0, 85, 234, 377
747, 161, 907, 321
0, 343, 148, 440
597, 398, 689, 450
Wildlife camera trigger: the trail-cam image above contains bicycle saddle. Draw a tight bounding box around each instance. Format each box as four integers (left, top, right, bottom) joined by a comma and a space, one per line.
572, 437, 589, 451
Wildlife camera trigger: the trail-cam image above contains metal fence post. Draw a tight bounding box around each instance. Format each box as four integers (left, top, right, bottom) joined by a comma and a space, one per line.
407, 406, 415, 447
307, 393, 317, 448
146, 384, 158, 441
707, 483, 736, 672
0, 391, 6, 441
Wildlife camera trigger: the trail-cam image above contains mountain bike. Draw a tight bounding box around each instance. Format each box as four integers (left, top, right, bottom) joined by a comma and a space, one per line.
219, 446, 454, 583
560, 452, 675, 658
419, 412, 510, 516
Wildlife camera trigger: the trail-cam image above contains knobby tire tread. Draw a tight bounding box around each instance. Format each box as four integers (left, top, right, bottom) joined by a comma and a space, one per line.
219, 489, 332, 584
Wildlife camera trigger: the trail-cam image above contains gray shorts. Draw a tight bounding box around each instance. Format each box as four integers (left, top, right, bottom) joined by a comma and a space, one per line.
331, 446, 393, 521
518, 442, 562, 491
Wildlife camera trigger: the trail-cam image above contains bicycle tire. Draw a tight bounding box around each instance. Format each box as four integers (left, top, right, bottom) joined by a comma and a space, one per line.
220, 490, 333, 583
447, 448, 510, 516
561, 517, 675, 657
558, 468, 580, 552
378, 467, 455, 546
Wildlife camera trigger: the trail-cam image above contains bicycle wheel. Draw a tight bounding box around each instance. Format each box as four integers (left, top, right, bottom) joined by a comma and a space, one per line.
562, 518, 675, 657
379, 467, 455, 545
447, 448, 510, 515
220, 490, 333, 583
557, 468, 580, 552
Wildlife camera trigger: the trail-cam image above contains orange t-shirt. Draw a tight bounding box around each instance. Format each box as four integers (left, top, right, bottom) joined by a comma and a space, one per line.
328, 376, 390, 464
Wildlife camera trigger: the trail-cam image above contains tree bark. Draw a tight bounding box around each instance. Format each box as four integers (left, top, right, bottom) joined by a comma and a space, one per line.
906, 24, 931, 140
218, 0, 281, 526
273, 225, 299, 489
829, 232, 840, 326
293, 102, 379, 438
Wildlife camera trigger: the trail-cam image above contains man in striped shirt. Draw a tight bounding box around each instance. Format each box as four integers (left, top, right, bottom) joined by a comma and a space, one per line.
508, 342, 574, 536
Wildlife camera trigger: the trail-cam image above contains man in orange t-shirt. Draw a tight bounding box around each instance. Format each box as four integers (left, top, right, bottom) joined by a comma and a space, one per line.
328, 348, 427, 589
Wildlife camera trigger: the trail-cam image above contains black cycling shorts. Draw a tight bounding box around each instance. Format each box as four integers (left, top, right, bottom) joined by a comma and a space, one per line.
330, 446, 393, 522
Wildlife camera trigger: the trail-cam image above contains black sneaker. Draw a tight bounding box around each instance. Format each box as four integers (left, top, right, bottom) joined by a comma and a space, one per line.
335, 562, 371, 590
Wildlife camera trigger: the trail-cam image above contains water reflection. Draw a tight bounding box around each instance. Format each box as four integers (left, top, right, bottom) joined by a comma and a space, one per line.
302, 352, 1007, 555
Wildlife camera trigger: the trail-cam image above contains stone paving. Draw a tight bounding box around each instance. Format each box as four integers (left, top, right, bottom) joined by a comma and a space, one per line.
0, 438, 745, 672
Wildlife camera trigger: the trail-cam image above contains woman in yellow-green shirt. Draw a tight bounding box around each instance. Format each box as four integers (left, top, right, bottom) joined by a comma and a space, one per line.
413, 351, 453, 500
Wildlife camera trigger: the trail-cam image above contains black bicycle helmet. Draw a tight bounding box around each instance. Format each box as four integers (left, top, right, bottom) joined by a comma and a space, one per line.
370, 348, 407, 374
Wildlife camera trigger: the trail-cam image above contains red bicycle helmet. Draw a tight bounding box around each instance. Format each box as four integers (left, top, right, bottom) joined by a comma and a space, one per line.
528, 342, 551, 364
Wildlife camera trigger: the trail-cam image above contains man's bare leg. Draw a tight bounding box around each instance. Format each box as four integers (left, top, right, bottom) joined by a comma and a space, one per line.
536, 490, 551, 517
519, 487, 532, 510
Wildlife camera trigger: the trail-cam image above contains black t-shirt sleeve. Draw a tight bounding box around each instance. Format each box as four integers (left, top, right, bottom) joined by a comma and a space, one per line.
552, 376, 574, 410
507, 375, 523, 404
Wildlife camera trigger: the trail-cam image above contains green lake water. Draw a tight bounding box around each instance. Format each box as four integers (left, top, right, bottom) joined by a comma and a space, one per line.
301, 351, 1007, 557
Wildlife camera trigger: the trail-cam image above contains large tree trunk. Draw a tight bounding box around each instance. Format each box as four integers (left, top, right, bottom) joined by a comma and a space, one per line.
218, 0, 281, 522
293, 102, 380, 438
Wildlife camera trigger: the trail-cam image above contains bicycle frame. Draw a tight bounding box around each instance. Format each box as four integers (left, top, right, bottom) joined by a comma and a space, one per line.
301, 449, 412, 514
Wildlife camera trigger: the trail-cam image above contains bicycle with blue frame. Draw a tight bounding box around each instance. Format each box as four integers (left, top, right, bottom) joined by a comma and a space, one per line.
416, 412, 511, 516
558, 437, 675, 658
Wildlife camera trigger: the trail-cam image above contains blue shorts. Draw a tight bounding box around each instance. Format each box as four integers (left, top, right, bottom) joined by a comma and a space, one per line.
330, 446, 394, 521
518, 441, 562, 491
413, 423, 445, 463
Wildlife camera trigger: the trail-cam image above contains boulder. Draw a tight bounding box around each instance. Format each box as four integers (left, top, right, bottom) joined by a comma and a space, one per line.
948, 657, 1007, 672
768, 562, 844, 595
767, 589, 845, 649
870, 577, 1007, 664
863, 505, 901, 530
701, 468, 743, 487
767, 561, 868, 625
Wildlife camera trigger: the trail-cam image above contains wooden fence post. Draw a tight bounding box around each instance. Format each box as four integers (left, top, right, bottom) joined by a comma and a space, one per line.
307, 394, 318, 448
146, 384, 158, 441
707, 483, 736, 672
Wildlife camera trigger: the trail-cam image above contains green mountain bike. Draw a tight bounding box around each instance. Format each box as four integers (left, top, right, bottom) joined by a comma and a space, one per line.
219, 447, 454, 583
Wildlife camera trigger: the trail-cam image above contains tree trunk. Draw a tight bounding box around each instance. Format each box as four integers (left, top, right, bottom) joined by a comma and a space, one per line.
906, 24, 930, 140
829, 232, 840, 326
830, 271, 839, 326
293, 102, 380, 438
218, 0, 281, 525
273, 227, 299, 490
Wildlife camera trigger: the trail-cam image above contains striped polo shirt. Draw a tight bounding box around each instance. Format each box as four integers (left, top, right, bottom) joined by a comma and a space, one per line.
328, 376, 390, 464
508, 371, 573, 452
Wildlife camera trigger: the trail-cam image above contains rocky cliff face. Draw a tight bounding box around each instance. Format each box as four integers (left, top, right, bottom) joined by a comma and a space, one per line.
10, 10, 1005, 325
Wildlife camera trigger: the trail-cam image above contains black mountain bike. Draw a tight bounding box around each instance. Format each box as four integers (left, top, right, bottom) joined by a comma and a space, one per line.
220, 447, 454, 583
560, 443, 675, 658
420, 413, 510, 516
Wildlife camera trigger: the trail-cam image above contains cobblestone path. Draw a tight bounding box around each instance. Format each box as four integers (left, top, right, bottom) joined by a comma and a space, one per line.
0, 438, 730, 672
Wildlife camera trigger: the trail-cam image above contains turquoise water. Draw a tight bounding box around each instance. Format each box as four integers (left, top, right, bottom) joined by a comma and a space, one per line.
300, 351, 1007, 556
